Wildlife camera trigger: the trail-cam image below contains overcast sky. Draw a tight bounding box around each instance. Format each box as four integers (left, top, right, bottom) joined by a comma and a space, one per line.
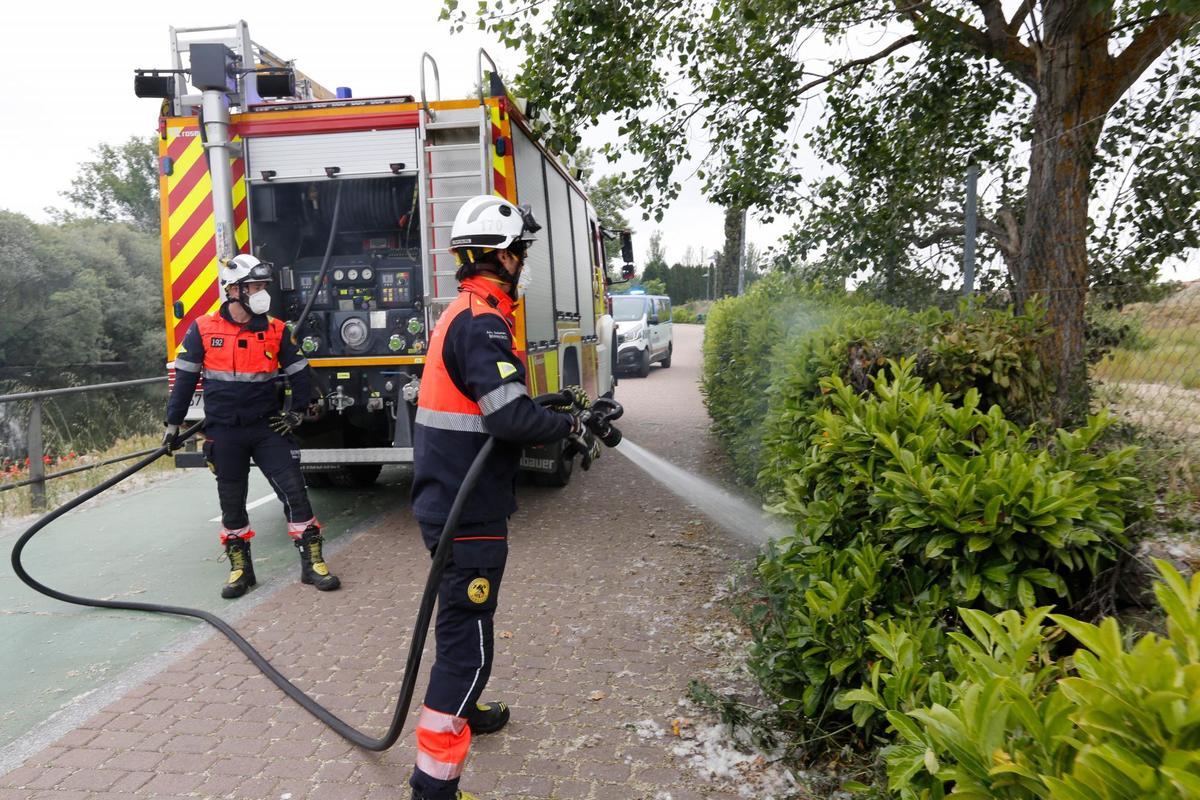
2, 1, 789, 269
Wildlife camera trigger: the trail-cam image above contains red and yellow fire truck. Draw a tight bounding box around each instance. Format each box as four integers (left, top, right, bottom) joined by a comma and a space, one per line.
137, 21, 629, 487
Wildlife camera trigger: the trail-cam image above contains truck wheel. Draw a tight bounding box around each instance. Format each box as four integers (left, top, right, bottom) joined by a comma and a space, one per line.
328, 464, 382, 487
637, 348, 651, 378
533, 448, 574, 488
304, 470, 333, 488
661, 343, 672, 368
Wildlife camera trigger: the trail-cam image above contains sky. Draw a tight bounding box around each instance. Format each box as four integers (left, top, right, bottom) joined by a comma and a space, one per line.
1, 2, 786, 269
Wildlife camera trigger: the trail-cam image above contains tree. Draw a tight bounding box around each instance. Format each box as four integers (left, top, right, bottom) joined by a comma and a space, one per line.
52, 136, 160, 234
573, 147, 632, 262
446, 0, 1200, 420
716, 207, 745, 298
0, 212, 161, 373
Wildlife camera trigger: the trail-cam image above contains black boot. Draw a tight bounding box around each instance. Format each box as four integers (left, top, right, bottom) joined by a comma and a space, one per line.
221, 536, 256, 599
296, 526, 340, 591
466, 700, 510, 734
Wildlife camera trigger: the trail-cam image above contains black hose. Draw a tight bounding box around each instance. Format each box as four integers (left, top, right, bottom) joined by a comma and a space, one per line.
291, 180, 345, 345
9, 395, 573, 751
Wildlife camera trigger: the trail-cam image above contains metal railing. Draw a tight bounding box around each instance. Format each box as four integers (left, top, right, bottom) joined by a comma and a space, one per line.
0, 376, 166, 509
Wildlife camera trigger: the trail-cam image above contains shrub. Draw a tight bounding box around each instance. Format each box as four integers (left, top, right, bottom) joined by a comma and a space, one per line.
739, 362, 1141, 744
874, 560, 1200, 799
671, 305, 699, 324
701, 273, 846, 484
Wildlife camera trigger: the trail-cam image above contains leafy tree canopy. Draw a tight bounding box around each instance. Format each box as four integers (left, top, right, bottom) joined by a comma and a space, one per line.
447, 0, 1200, 417
52, 136, 159, 234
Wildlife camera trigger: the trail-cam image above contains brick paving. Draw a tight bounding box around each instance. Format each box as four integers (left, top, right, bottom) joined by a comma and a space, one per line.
0, 325, 755, 799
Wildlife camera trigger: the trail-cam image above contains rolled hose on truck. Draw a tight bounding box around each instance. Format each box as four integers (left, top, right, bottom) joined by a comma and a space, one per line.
9, 390, 623, 751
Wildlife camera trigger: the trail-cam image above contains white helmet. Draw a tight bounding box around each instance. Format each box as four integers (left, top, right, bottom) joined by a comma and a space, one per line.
219, 253, 272, 292
449, 195, 540, 254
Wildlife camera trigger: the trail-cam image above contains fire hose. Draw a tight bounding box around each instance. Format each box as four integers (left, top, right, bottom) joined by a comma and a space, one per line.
9, 391, 622, 751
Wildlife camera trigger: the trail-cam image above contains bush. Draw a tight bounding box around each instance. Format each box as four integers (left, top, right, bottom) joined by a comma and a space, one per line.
671, 306, 699, 324
701, 273, 846, 484
873, 559, 1200, 799
738, 361, 1141, 745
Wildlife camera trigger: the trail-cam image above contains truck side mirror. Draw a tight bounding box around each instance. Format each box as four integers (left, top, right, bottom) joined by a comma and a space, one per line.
620, 231, 634, 265
621, 263, 636, 280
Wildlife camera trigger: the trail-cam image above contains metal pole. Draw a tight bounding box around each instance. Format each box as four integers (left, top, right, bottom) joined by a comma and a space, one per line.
963, 161, 979, 296
736, 207, 748, 296
202, 88, 238, 265
28, 399, 45, 511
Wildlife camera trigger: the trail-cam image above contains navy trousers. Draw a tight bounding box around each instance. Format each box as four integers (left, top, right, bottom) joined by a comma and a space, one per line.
202, 421, 315, 537
411, 518, 508, 799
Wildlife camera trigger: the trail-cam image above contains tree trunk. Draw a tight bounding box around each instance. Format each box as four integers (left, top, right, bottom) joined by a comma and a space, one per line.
717, 206, 744, 298
1010, 5, 1113, 424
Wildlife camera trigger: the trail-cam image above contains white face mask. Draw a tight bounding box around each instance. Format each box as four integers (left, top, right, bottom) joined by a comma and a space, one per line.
516, 264, 532, 298
246, 290, 272, 316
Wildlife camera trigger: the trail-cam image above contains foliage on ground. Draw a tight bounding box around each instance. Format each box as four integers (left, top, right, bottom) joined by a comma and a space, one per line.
736, 362, 1142, 748
865, 560, 1200, 799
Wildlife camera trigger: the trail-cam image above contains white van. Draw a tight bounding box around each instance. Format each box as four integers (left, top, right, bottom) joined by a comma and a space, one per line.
612, 294, 673, 377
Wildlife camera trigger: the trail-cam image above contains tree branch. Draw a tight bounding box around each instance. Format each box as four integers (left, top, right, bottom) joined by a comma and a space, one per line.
930, 207, 1015, 254
914, 225, 966, 248
1007, 0, 1035, 36
900, 0, 1037, 89
1107, 13, 1200, 108
795, 33, 921, 97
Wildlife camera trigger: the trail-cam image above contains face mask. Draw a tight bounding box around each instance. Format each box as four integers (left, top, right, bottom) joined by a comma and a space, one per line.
516, 264, 532, 298
246, 290, 272, 316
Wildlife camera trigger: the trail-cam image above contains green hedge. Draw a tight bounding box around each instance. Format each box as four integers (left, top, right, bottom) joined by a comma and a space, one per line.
701, 278, 1148, 766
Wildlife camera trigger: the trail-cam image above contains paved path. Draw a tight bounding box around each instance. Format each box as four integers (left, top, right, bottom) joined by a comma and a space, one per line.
0, 324, 757, 800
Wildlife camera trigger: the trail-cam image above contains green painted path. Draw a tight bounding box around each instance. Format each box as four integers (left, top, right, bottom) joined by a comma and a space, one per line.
0, 465, 406, 752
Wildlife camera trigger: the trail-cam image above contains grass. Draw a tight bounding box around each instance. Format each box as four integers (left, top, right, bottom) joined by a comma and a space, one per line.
0, 433, 174, 522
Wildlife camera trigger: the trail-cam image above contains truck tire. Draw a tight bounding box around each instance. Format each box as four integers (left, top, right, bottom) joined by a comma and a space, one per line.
661, 343, 672, 368
637, 348, 651, 378
304, 470, 333, 488
328, 464, 383, 488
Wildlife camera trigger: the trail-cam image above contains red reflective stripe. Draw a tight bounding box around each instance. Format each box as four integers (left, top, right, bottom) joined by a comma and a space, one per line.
415, 705, 471, 780
219, 527, 254, 543
174, 284, 219, 346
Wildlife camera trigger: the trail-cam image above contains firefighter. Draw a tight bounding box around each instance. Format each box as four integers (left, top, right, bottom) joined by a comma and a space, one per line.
162, 254, 340, 598
408, 195, 599, 800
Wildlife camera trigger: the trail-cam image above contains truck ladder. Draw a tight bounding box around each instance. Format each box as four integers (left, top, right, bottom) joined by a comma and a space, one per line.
418, 104, 492, 310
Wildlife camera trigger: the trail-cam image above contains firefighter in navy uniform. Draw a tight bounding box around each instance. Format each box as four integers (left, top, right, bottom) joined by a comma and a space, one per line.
163, 254, 340, 598
408, 195, 599, 800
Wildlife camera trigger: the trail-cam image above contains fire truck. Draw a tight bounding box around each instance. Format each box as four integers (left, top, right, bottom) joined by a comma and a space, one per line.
135, 21, 632, 487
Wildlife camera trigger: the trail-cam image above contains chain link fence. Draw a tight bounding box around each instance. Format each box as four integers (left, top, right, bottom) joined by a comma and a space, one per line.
1089, 280, 1200, 441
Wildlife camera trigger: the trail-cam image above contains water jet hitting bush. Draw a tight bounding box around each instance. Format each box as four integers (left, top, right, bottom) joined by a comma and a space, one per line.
701, 280, 1146, 761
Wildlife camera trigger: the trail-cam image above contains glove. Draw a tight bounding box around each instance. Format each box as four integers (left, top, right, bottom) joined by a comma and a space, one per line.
161, 423, 182, 452
547, 385, 592, 413
269, 411, 304, 436
564, 416, 602, 471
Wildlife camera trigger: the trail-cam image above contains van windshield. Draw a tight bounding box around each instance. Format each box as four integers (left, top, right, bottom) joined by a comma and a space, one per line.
611, 296, 648, 322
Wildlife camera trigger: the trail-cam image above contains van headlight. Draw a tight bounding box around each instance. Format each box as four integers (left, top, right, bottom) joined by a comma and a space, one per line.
619, 326, 644, 343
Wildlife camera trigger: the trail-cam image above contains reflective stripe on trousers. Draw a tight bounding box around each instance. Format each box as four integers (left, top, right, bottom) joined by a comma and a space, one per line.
414, 705, 470, 781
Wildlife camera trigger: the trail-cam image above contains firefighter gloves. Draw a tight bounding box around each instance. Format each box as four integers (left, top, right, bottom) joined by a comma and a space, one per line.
161, 423, 183, 452
268, 411, 304, 436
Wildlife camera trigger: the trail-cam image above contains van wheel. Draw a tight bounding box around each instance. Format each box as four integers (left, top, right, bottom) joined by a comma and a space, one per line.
661, 343, 672, 368
637, 348, 651, 378
328, 464, 382, 487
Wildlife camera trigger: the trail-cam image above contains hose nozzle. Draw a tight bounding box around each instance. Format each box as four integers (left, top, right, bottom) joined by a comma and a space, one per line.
585, 397, 624, 448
